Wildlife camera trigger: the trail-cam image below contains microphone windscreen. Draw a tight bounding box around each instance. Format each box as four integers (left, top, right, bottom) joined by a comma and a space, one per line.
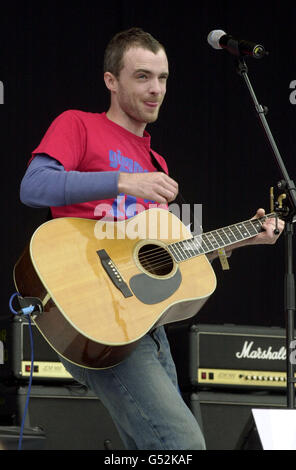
207, 30, 226, 49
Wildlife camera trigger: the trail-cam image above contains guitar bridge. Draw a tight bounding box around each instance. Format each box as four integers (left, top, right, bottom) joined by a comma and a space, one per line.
97, 249, 133, 298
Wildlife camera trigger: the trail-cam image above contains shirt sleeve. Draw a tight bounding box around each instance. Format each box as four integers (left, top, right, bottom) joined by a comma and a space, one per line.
31, 110, 87, 170
20, 154, 120, 208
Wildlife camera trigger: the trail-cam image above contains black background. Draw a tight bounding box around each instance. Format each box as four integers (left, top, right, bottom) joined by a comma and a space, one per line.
1, 0, 295, 329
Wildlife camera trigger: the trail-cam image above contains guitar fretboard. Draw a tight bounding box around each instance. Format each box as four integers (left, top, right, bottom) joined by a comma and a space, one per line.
168, 214, 274, 262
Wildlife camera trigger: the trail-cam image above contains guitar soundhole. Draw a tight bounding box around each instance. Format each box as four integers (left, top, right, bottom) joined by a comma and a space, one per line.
138, 244, 174, 277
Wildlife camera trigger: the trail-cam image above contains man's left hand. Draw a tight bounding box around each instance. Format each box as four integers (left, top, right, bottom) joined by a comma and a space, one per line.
249, 208, 285, 245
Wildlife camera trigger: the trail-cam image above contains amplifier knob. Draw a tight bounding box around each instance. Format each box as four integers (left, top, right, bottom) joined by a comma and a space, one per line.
269, 376, 274, 381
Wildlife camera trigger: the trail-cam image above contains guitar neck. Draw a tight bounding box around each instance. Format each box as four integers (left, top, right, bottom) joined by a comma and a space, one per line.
168, 213, 275, 262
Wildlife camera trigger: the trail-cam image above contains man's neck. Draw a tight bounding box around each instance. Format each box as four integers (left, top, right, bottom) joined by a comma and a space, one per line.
106, 109, 146, 137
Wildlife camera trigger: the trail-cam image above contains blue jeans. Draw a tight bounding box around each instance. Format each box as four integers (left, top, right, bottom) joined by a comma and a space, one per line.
59, 326, 205, 450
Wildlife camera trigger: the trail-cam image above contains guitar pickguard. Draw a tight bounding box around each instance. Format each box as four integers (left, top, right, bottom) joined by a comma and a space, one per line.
129, 269, 182, 305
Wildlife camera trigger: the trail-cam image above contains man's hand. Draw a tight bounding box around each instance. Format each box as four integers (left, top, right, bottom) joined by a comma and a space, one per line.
248, 208, 285, 245
118, 171, 179, 204
208, 208, 285, 262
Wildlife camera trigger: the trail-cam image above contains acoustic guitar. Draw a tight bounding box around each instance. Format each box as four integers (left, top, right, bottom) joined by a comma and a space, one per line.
13, 207, 272, 369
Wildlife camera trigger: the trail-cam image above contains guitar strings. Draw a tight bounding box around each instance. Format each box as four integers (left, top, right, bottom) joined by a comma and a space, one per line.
115, 215, 272, 272
134, 215, 268, 265
124, 236, 249, 273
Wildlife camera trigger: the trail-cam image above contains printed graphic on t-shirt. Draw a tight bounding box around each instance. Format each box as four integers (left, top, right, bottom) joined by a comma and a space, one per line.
109, 149, 148, 174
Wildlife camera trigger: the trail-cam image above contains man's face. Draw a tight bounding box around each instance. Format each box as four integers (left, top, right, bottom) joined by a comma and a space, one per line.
111, 46, 169, 127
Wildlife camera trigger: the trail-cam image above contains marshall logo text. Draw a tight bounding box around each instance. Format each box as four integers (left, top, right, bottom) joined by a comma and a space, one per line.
236, 341, 286, 361
236, 340, 296, 364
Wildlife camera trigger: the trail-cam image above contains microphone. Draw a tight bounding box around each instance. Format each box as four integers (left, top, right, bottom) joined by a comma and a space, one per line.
207, 30, 268, 59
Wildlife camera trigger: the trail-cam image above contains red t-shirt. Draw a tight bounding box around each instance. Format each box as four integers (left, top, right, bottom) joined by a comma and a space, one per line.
32, 110, 168, 220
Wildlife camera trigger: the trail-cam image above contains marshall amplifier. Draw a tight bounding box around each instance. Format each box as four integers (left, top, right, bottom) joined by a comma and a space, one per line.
189, 324, 295, 390
0, 315, 72, 382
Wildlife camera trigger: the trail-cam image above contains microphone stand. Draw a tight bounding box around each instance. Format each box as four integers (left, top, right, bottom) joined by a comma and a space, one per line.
235, 57, 296, 408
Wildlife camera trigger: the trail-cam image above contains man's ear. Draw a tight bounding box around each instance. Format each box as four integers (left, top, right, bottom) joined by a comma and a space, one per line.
104, 72, 118, 93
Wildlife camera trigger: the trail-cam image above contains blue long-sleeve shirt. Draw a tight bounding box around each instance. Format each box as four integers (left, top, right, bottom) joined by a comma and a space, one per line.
20, 154, 120, 208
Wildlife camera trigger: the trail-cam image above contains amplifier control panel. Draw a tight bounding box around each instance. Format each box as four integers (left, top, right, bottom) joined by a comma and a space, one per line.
197, 368, 295, 388
21, 361, 72, 379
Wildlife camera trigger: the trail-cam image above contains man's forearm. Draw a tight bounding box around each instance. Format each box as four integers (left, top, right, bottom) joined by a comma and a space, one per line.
20, 154, 120, 208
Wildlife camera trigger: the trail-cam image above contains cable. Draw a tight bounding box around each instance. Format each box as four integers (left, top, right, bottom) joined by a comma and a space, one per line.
9, 292, 21, 315
18, 313, 34, 450
9, 293, 35, 450
9, 292, 35, 316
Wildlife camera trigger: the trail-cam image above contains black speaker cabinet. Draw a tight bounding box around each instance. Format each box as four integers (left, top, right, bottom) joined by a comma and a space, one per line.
190, 391, 291, 450
0, 384, 125, 450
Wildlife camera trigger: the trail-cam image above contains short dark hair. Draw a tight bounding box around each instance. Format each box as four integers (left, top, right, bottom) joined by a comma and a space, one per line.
104, 27, 166, 78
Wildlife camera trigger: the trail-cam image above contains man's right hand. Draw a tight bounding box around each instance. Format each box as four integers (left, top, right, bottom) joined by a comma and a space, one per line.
118, 172, 179, 204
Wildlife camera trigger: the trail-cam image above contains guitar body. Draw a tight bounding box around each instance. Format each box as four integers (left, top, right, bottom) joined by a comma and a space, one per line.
14, 208, 216, 369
